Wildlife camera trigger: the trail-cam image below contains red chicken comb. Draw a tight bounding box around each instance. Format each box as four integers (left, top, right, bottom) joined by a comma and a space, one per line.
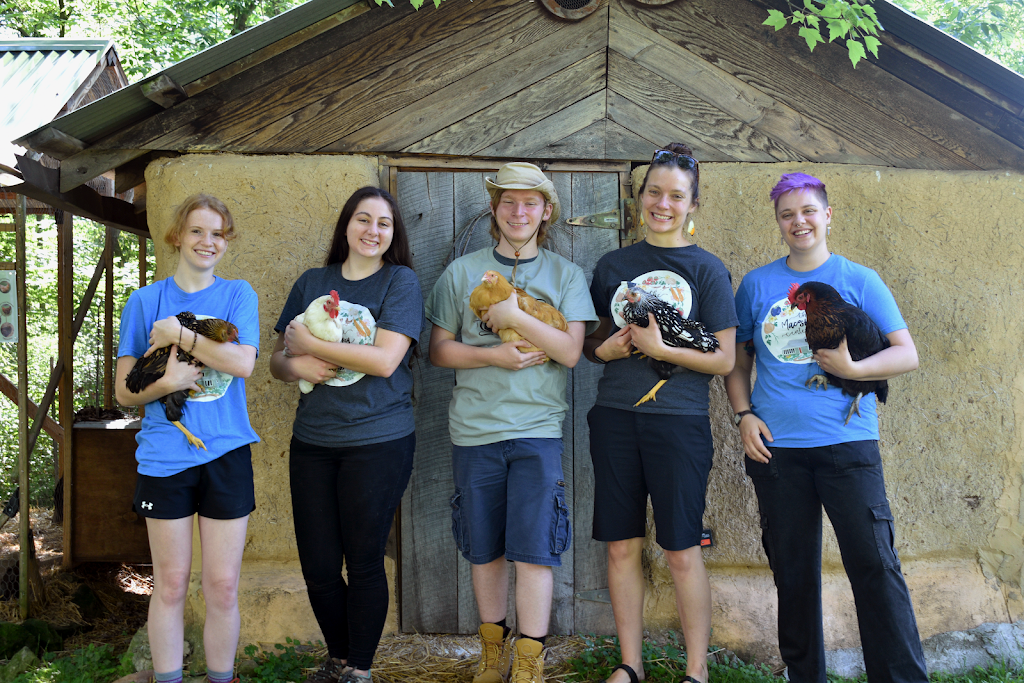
787, 282, 800, 304
323, 290, 341, 319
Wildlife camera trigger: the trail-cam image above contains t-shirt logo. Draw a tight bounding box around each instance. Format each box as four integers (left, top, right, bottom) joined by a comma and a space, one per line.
761, 295, 813, 364
187, 314, 234, 403
610, 270, 692, 328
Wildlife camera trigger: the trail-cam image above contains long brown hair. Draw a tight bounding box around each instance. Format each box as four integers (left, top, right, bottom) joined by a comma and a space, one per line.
325, 187, 413, 269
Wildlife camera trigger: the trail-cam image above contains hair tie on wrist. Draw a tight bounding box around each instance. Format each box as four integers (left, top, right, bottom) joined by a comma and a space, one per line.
178, 327, 183, 347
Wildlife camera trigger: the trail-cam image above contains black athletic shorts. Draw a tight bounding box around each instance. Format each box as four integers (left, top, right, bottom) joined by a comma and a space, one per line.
588, 405, 713, 551
133, 444, 255, 520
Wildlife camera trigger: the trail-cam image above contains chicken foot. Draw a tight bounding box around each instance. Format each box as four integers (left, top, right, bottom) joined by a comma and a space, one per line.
843, 393, 864, 426
172, 420, 208, 451
634, 380, 667, 407
806, 373, 829, 390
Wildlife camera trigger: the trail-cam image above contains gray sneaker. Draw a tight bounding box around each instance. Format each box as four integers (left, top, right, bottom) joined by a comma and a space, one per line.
304, 657, 351, 683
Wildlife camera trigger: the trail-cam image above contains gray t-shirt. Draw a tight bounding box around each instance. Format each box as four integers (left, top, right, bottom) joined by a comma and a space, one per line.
275, 263, 423, 447
590, 240, 738, 415
426, 247, 598, 446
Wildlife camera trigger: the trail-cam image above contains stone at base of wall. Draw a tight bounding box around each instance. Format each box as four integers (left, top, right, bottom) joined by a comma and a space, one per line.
823, 621, 1024, 678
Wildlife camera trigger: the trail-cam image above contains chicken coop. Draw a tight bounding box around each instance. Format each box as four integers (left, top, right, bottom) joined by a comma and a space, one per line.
11, 0, 1024, 664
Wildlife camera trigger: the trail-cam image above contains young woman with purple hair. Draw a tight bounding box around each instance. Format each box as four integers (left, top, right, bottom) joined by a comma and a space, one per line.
724, 173, 925, 683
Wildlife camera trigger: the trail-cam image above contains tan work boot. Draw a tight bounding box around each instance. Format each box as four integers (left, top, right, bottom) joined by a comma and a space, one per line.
473, 622, 512, 683
508, 637, 546, 683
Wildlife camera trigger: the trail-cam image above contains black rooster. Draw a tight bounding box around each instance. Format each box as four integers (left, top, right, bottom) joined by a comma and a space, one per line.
125, 311, 239, 450
788, 281, 890, 425
621, 281, 720, 406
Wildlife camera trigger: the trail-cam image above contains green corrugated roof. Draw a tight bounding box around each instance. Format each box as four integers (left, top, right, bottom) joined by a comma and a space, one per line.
20, 0, 362, 146
0, 38, 115, 152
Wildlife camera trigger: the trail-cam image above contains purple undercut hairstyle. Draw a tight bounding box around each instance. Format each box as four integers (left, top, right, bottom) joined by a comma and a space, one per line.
769, 173, 829, 210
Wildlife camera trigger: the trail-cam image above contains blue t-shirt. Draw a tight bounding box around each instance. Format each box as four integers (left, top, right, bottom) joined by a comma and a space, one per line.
735, 254, 906, 447
118, 276, 260, 476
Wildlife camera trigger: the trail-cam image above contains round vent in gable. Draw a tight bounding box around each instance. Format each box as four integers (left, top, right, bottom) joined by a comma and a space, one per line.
538, 0, 606, 21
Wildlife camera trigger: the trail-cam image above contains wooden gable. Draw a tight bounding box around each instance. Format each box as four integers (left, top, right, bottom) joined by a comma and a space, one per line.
29, 0, 1024, 190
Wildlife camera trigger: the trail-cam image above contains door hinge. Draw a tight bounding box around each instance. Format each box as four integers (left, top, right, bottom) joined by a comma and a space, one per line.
567, 198, 637, 242
574, 588, 611, 604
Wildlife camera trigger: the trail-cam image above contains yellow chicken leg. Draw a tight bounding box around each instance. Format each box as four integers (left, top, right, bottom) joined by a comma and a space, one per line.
634, 380, 668, 407
172, 420, 207, 451
844, 392, 864, 426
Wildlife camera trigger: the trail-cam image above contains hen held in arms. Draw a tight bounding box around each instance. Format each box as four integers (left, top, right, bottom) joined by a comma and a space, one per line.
788, 281, 891, 425
469, 270, 567, 360
125, 312, 239, 450
620, 281, 719, 406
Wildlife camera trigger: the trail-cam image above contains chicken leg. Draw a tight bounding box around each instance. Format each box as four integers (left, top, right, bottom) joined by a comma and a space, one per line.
806, 373, 829, 390
634, 380, 668, 407
844, 393, 864, 426
172, 420, 207, 451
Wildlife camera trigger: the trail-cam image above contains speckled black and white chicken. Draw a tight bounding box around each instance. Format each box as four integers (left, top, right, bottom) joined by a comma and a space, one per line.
621, 281, 719, 406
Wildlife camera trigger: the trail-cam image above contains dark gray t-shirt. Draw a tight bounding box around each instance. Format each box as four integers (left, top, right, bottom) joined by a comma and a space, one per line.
590, 241, 738, 415
275, 263, 423, 447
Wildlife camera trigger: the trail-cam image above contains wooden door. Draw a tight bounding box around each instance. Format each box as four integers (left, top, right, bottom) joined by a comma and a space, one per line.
397, 168, 621, 635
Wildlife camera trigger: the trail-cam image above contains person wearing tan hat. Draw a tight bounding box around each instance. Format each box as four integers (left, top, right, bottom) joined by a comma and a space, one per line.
425, 161, 597, 683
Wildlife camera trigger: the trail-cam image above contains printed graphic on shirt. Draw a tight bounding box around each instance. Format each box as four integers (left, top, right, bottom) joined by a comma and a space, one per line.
760, 295, 813, 364
327, 300, 377, 387
610, 270, 692, 328
188, 314, 235, 403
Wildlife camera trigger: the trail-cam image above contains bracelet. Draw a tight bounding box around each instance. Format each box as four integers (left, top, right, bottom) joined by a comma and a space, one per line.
178, 326, 183, 347
733, 409, 754, 427
189, 329, 198, 353
592, 349, 607, 364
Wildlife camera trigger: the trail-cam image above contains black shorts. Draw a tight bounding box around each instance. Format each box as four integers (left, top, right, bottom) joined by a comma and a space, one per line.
133, 445, 255, 520
588, 405, 713, 551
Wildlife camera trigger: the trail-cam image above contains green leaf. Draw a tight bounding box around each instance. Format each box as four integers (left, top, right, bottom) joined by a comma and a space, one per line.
799, 25, 824, 51
864, 34, 881, 58
826, 18, 846, 42
806, 13, 820, 27
763, 9, 788, 30
821, 0, 843, 19
793, 10, 806, 22
847, 37, 867, 67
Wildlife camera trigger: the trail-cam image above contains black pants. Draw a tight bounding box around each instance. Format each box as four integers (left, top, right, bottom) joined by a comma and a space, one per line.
746, 440, 927, 683
289, 433, 415, 670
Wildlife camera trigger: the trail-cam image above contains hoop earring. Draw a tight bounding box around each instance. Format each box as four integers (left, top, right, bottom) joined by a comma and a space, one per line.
827, 225, 831, 236
687, 219, 695, 236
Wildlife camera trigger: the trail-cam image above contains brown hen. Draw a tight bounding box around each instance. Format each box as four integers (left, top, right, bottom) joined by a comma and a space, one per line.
469, 270, 567, 357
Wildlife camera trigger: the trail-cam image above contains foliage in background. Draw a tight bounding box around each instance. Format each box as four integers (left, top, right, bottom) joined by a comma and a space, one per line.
0, 0, 305, 80
763, 0, 882, 67
0, 216, 151, 506
890, 0, 1024, 74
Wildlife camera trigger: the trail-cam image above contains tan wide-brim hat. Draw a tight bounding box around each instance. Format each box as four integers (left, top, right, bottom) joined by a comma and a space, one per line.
484, 162, 560, 226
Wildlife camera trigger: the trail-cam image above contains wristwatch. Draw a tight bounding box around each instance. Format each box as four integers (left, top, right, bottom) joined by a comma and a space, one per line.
733, 410, 754, 426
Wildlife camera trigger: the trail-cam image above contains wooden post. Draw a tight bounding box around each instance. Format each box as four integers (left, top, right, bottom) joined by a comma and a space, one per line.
15, 194, 29, 619
58, 211, 74, 569
103, 228, 114, 408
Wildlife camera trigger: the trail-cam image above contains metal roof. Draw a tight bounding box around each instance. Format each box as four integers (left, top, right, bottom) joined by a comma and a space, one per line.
0, 38, 115, 156
19, 0, 363, 146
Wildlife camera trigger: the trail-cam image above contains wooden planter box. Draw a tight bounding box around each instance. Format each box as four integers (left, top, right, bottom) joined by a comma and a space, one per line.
67, 419, 151, 564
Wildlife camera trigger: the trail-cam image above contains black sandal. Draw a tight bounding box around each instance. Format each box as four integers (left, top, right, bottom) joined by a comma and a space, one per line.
682, 676, 705, 683
601, 663, 640, 683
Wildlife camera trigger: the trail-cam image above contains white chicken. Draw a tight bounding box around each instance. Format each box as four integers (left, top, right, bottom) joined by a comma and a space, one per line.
293, 290, 344, 394
291, 289, 378, 393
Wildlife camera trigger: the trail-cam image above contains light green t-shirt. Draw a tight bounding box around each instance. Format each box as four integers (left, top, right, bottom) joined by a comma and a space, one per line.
426, 247, 598, 447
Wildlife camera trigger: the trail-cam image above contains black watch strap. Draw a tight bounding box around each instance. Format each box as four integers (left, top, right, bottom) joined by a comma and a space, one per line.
733, 409, 754, 426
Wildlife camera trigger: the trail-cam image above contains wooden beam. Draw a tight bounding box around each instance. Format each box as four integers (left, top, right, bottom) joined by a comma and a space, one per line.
607, 90, 737, 162
604, 119, 660, 161
400, 49, 608, 157
331, 20, 608, 153
14, 155, 149, 237
140, 74, 189, 109
0, 374, 64, 446
58, 211, 73, 568
103, 228, 114, 408
0, 261, 15, 270
15, 193, 28, 618
60, 149, 149, 193
114, 156, 151, 194
382, 154, 631, 174
14, 127, 86, 160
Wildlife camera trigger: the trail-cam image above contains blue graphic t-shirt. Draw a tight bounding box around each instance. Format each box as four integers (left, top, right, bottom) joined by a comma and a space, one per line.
735, 254, 906, 447
118, 276, 260, 476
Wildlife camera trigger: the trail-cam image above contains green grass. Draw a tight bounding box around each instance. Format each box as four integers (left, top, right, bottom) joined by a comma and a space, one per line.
241, 637, 322, 683
563, 633, 1024, 683
8, 643, 132, 683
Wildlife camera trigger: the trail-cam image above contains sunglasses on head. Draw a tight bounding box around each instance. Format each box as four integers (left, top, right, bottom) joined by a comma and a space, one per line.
651, 149, 699, 170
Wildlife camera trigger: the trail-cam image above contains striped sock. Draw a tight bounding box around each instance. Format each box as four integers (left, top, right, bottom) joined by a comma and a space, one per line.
154, 670, 183, 683
206, 668, 236, 683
